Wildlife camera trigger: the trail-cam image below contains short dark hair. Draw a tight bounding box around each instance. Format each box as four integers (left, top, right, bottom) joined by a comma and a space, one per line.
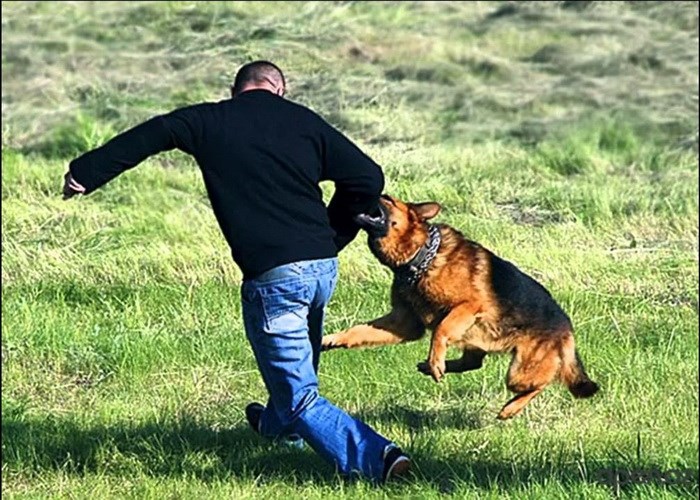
231, 60, 286, 96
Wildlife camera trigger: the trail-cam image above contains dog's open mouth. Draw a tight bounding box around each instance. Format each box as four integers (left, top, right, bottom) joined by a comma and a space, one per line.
354, 203, 388, 234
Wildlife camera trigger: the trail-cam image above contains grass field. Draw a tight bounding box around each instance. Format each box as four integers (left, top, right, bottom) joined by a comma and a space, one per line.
2, 1, 699, 498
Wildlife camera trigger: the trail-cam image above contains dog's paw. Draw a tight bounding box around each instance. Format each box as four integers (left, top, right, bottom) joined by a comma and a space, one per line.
427, 357, 446, 383
321, 333, 345, 351
416, 361, 432, 376
496, 408, 515, 420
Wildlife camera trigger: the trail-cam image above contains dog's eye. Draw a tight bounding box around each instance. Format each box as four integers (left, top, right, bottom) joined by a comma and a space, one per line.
391, 221, 397, 227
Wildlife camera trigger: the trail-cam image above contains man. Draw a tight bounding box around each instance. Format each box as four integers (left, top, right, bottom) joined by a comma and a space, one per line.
62, 61, 410, 483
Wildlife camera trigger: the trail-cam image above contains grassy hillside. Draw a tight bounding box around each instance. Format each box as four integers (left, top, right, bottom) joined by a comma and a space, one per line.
2, 1, 698, 498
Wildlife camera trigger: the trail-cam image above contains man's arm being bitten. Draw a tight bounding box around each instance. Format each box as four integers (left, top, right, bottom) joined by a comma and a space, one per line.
320, 123, 385, 251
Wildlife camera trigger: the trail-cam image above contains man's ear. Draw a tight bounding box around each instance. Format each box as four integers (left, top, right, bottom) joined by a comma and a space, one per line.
411, 202, 441, 220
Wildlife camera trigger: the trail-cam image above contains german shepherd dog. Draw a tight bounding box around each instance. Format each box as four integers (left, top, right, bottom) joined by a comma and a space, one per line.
322, 195, 599, 419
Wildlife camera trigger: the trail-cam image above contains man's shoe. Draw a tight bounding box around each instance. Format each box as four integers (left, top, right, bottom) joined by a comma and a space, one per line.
383, 444, 411, 482
245, 402, 304, 449
245, 402, 265, 434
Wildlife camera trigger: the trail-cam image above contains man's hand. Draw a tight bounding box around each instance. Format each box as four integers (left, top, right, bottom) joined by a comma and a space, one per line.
62, 171, 86, 199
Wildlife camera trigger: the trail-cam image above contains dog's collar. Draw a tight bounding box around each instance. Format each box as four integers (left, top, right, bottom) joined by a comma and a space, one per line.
394, 224, 441, 287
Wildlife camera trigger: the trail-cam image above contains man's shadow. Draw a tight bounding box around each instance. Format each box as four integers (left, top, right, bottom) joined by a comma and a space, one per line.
2, 414, 330, 485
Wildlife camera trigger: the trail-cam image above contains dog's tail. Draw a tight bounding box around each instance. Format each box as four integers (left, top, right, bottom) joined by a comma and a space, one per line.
559, 334, 599, 398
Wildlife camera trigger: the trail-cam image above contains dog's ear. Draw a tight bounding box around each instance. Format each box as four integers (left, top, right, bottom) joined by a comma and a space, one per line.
411, 202, 441, 220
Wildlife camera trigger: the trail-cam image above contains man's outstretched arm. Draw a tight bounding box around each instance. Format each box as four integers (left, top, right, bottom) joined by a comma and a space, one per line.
63, 107, 201, 197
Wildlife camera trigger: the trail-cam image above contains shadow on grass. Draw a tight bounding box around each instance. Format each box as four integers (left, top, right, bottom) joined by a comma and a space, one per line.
406, 448, 699, 496
3, 412, 698, 495
2, 415, 329, 485
355, 403, 486, 433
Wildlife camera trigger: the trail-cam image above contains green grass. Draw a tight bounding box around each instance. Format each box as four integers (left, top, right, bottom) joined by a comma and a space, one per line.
2, 1, 698, 498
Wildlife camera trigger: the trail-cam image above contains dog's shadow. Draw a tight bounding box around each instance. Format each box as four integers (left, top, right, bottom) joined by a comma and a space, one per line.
355, 403, 486, 433
3, 411, 697, 495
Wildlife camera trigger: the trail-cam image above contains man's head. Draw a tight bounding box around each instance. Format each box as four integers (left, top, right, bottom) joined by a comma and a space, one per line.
231, 60, 286, 98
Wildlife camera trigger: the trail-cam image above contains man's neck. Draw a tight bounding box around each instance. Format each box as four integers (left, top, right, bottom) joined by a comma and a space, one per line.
236, 84, 278, 96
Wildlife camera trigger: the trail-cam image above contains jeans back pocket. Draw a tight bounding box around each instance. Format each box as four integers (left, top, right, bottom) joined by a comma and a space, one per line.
258, 279, 312, 334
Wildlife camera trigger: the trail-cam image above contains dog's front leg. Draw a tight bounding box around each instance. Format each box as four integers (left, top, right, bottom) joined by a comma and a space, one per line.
426, 304, 478, 382
322, 308, 424, 351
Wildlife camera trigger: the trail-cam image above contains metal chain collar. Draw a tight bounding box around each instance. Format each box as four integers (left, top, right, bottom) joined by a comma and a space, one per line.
394, 224, 442, 287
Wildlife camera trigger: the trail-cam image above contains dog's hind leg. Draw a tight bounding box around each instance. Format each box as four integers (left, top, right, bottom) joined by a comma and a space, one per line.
453, 348, 487, 371
418, 348, 486, 376
497, 389, 543, 420
497, 336, 560, 419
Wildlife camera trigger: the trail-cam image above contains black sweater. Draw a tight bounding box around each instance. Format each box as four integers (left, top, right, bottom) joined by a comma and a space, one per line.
69, 89, 384, 279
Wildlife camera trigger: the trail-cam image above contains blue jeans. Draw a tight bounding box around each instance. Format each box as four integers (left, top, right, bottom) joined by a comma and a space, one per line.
241, 257, 391, 482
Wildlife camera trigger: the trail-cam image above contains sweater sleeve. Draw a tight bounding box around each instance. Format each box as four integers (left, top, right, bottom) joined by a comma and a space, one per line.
319, 120, 385, 251
69, 106, 201, 194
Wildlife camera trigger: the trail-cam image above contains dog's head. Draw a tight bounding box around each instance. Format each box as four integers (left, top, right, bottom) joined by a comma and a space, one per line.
355, 194, 441, 267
